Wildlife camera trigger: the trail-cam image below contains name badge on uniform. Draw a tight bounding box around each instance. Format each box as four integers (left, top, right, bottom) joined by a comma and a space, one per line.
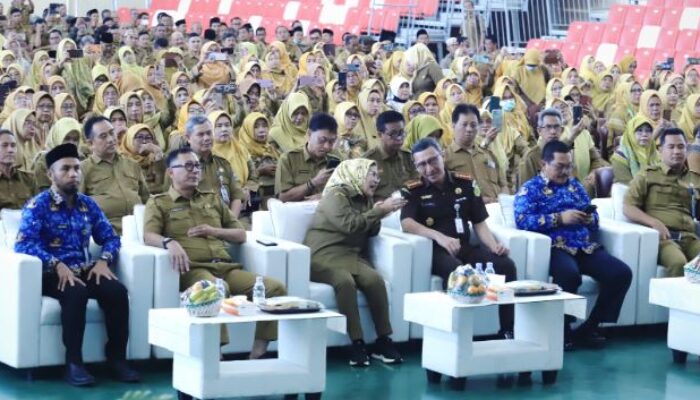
454, 204, 465, 234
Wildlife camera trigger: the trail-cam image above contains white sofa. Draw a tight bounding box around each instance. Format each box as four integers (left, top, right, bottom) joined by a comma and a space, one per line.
0, 209, 155, 369
490, 195, 641, 327
592, 183, 670, 324
122, 205, 288, 357
251, 198, 412, 345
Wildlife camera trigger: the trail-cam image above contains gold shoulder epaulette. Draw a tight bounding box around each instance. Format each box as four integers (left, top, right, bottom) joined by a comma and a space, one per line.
454, 172, 473, 181
404, 179, 423, 189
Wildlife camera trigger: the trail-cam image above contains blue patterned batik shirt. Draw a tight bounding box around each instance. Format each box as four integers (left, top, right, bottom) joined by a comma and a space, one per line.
14, 188, 120, 272
514, 174, 600, 255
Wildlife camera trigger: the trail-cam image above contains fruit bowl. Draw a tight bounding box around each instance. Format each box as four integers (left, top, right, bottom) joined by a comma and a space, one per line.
447, 290, 485, 304
185, 297, 222, 317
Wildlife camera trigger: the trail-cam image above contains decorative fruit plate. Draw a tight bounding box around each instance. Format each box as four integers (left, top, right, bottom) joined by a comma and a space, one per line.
506, 280, 561, 296
258, 297, 324, 314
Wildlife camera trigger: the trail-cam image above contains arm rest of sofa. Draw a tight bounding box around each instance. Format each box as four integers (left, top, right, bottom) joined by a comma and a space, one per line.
248, 232, 311, 298
237, 234, 288, 292
0, 251, 43, 368
486, 221, 528, 280
380, 227, 433, 294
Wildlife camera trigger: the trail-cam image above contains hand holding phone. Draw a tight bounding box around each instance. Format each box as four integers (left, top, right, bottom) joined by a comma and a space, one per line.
582, 204, 597, 214
326, 157, 341, 169
573, 105, 583, 125
491, 109, 503, 131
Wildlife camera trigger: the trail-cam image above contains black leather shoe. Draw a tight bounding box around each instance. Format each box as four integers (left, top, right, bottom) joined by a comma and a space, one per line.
573, 330, 607, 349
109, 361, 141, 383
64, 363, 95, 387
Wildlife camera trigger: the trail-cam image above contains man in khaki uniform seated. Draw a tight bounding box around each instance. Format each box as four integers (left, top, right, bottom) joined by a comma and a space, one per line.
363, 110, 419, 200
275, 113, 341, 202
445, 104, 509, 204
0, 129, 34, 210
80, 116, 149, 234
144, 147, 287, 359
624, 128, 700, 277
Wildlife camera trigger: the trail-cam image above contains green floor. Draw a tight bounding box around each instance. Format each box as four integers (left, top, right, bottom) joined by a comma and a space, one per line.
1, 328, 698, 400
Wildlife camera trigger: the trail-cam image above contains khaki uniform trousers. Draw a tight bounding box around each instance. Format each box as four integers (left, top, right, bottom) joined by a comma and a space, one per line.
659, 234, 700, 277
311, 259, 392, 341
181, 262, 287, 342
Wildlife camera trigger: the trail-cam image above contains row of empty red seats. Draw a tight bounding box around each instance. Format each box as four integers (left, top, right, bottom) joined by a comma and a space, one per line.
120, 0, 442, 41
528, 1, 700, 81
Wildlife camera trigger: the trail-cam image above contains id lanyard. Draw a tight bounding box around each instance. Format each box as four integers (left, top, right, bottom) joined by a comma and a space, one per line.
454, 204, 465, 234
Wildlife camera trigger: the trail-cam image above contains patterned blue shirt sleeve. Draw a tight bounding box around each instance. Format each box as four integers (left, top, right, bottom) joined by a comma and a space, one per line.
14, 194, 59, 270
574, 179, 599, 231
514, 178, 560, 233
86, 196, 120, 260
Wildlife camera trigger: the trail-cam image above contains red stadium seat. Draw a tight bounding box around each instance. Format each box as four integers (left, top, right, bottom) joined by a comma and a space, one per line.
635, 48, 657, 71
619, 26, 642, 48
543, 40, 564, 50
561, 43, 581, 66
607, 5, 628, 25
190, 0, 219, 13
676, 51, 700, 71
624, 6, 645, 26
677, 29, 699, 51
686, 0, 700, 7
661, 8, 683, 29
615, 46, 636, 63
567, 22, 589, 43
602, 24, 623, 44
643, 7, 664, 26
583, 23, 605, 44
527, 39, 545, 50
657, 29, 679, 50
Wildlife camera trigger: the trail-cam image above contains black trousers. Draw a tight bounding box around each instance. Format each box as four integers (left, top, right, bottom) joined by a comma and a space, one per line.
550, 247, 632, 329
42, 270, 130, 364
432, 244, 517, 332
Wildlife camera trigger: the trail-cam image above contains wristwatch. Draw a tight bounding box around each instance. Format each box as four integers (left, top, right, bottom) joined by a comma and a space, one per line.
99, 252, 113, 265
162, 237, 174, 249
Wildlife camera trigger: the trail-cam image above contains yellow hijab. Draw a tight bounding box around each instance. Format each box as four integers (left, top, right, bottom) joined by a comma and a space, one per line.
400, 43, 436, 81
325, 79, 340, 114
382, 50, 404, 83
619, 55, 636, 75
591, 69, 615, 113
27, 51, 49, 88
403, 114, 444, 151
439, 84, 465, 128
53, 93, 76, 119
323, 158, 376, 197
118, 46, 143, 76
579, 55, 597, 82
513, 49, 546, 104
464, 66, 483, 106
1, 109, 39, 171
198, 42, 231, 87
554, 98, 596, 181
402, 100, 422, 121
434, 77, 454, 108
93, 82, 120, 114
119, 91, 144, 125
493, 82, 532, 142
357, 88, 384, 150
613, 115, 659, 176
678, 94, 700, 141
658, 83, 682, 121
210, 111, 250, 184
119, 123, 156, 167
479, 108, 510, 172
239, 112, 279, 160
45, 117, 82, 150
269, 92, 311, 152
545, 78, 564, 103
173, 99, 202, 134
638, 90, 662, 128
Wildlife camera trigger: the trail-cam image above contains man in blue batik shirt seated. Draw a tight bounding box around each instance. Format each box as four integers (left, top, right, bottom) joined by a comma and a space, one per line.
14, 143, 139, 387
514, 140, 632, 351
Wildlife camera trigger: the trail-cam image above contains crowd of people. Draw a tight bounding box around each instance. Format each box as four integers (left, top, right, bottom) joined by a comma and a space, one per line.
2, 0, 700, 388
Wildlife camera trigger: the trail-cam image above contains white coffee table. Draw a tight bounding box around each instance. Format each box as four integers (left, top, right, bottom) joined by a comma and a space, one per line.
404, 291, 586, 389
649, 277, 700, 364
149, 307, 345, 400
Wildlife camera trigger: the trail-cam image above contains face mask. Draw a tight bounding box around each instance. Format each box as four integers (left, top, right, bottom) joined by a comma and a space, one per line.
525, 65, 537, 72
501, 99, 515, 112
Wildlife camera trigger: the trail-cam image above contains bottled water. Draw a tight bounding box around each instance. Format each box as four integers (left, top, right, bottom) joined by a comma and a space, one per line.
485, 262, 496, 275
253, 276, 266, 305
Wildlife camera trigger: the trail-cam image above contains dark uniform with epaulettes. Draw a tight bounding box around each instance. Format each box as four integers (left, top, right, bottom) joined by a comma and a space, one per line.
401, 171, 516, 332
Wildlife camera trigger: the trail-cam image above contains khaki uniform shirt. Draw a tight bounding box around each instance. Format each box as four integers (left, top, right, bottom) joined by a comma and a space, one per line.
80, 154, 150, 233
275, 145, 339, 197
303, 185, 384, 274
144, 187, 244, 268
164, 153, 246, 207
142, 159, 168, 195
445, 142, 508, 202
0, 168, 34, 210
625, 163, 700, 234
362, 145, 418, 200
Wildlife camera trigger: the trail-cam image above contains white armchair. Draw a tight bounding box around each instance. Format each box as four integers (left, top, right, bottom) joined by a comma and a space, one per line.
491, 194, 640, 327
593, 183, 669, 324
122, 205, 287, 357
0, 210, 154, 369
380, 207, 529, 338
251, 199, 412, 345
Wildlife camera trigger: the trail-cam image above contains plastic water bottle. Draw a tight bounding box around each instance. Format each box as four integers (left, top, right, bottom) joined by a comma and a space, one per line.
485, 262, 496, 275
253, 276, 266, 305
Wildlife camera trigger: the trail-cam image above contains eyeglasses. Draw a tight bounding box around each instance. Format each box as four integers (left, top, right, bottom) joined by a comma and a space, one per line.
630, 88, 643, 93
315, 136, 337, 145
547, 163, 573, 173
384, 130, 406, 140
346, 112, 360, 119
539, 124, 563, 131
134, 134, 154, 142
414, 155, 442, 171
409, 107, 425, 117
37, 104, 53, 110
170, 162, 202, 172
